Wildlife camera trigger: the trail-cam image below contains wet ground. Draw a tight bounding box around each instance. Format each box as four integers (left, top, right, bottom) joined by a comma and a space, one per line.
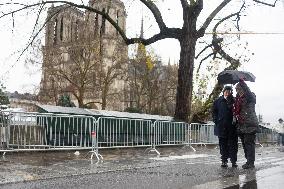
0, 145, 284, 188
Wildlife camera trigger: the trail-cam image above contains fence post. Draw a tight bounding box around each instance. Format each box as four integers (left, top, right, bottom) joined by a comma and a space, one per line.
145, 121, 160, 155
182, 123, 196, 151
1, 111, 7, 153
89, 118, 103, 161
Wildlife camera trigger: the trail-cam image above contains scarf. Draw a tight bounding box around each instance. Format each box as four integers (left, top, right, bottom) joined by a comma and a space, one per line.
233, 95, 244, 123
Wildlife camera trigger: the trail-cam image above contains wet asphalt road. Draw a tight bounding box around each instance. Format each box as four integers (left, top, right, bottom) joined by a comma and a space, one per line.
0, 146, 284, 189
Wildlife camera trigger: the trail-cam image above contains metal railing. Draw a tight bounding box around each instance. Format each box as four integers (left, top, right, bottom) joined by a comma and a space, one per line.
1, 111, 281, 158
257, 128, 280, 146
1, 111, 97, 150
190, 123, 218, 146
96, 117, 152, 148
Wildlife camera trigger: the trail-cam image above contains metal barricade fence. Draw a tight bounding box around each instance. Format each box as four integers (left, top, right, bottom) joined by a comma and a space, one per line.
96, 117, 153, 148
257, 128, 279, 146
42, 114, 96, 149
1, 110, 282, 156
0, 111, 97, 151
190, 123, 218, 145
145, 121, 191, 155
152, 121, 189, 146
0, 110, 8, 150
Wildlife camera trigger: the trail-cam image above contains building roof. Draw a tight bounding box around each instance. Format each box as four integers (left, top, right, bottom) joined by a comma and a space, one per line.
38, 105, 97, 116
92, 109, 173, 121
37, 105, 173, 121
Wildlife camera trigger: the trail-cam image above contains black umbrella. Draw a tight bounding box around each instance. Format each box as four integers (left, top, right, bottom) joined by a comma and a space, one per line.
217, 70, 256, 85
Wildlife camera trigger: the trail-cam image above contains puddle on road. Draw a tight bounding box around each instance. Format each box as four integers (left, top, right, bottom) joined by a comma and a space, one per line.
193, 165, 284, 189
224, 180, 258, 189
0, 147, 218, 168
0, 148, 171, 166
2, 151, 85, 166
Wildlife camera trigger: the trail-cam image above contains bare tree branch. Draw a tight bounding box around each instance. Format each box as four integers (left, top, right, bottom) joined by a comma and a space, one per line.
197, 53, 214, 72
196, 0, 204, 11
127, 28, 182, 45
11, 12, 14, 33
192, 3, 247, 122
211, 2, 245, 65
0, 3, 37, 19
197, 0, 232, 37
48, 1, 180, 45
253, 0, 278, 7
2, 1, 183, 46
196, 3, 245, 71
195, 43, 213, 59
180, 0, 189, 9
29, 4, 45, 42
139, 0, 166, 30
16, 7, 63, 63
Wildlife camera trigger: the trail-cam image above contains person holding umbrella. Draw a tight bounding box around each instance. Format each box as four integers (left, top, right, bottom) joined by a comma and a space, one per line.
212, 86, 238, 168
234, 79, 259, 169
217, 70, 258, 169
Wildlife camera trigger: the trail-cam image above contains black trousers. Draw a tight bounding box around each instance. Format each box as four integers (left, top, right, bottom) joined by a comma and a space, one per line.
239, 133, 256, 164
218, 135, 238, 163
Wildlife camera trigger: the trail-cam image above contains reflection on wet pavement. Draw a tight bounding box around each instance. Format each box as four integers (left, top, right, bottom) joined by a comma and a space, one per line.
0, 146, 284, 188
221, 165, 284, 189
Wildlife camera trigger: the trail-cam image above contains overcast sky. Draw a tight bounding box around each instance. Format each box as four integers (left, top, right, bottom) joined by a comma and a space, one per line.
0, 0, 283, 124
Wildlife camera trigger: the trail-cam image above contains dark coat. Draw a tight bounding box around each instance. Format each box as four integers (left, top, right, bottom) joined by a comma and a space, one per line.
212, 95, 236, 137
235, 82, 259, 134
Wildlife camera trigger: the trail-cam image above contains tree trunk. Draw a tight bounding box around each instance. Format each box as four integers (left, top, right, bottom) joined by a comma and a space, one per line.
78, 97, 84, 108
102, 95, 106, 110
77, 88, 85, 108
174, 17, 197, 122
101, 85, 108, 110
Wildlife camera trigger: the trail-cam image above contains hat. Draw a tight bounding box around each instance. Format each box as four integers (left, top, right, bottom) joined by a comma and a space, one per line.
223, 86, 232, 92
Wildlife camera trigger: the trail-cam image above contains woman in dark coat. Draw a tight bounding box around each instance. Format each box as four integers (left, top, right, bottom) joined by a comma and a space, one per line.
212, 86, 238, 168
234, 80, 259, 169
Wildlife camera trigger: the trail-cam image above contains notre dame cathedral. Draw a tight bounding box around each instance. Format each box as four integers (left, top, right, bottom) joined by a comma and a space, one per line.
38, 0, 129, 110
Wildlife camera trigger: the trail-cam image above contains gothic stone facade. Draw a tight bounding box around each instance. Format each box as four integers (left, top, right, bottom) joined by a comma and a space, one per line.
38, 0, 128, 110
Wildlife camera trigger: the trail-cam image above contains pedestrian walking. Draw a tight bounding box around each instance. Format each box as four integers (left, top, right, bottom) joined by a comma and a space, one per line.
212, 86, 238, 168
234, 79, 259, 169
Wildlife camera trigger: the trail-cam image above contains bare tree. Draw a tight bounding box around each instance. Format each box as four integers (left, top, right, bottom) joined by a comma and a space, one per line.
1, 0, 281, 121
154, 63, 178, 116
96, 42, 128, 110
41, 39, 101, 107
126, 43, 173, 114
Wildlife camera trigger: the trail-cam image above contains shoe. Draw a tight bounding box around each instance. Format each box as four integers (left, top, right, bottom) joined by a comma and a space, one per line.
221, 162, 228, 168
242, 163, 255, 169
232, 162, 238, 168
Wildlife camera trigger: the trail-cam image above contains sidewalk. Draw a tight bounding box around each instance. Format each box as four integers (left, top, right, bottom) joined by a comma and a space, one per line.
0, 145, 283, 186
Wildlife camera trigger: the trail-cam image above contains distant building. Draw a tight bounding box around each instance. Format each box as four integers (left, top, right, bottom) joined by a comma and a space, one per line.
8, 98, 38, 112
38, 0, 128, 110
4, 92, 38, 112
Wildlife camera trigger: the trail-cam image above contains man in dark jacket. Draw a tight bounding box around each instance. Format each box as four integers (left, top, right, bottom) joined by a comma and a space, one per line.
234, 80, 259, 169
212, 86, 238, 168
